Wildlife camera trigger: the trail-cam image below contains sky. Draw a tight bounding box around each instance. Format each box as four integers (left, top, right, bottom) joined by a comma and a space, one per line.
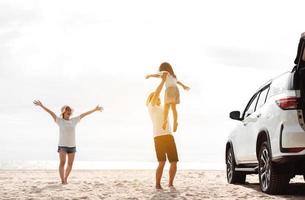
0, 0, 304, 168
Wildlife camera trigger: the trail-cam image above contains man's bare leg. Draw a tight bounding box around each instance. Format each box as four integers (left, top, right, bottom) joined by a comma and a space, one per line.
169, 162, 177, 187
156, 161, 165, 189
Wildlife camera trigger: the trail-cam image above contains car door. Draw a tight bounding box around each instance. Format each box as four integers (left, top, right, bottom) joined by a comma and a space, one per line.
244, 85, 270, 161
234, 92, 260, 163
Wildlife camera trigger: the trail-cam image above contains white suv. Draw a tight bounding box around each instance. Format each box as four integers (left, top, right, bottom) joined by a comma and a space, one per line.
226, 34, 305, 194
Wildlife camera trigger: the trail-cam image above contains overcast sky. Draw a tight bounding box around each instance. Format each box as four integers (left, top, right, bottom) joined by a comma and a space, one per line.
0, 0, 304, 166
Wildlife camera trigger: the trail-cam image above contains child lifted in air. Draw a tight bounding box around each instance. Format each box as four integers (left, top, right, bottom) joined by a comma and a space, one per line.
146, 62, 190, 132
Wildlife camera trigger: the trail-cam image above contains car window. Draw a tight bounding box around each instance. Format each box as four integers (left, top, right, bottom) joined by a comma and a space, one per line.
244, 93, 259, 118
256, 86, 270, 110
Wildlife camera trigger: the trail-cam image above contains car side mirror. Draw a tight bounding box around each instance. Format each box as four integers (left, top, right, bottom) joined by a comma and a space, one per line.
230, 111, 241, 121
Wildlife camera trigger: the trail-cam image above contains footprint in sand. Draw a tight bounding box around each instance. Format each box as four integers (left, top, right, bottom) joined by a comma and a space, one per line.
30, 186, 42, 194
94, 183, 105, 187
115, 183, 124, 187
97, 194, 107, 199
72, 197, 88, 200
185, 193, 194, 197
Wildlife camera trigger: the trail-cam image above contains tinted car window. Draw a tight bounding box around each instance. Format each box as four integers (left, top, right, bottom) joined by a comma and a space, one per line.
256, 86, 270, 110
244, 93, 259, 118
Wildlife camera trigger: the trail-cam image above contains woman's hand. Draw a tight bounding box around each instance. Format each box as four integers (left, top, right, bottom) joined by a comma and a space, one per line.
95, 105, 103, 112
80, 105, 103, 119
33, 100, 56, 121
145, 75, 151, 79
33, 100, 43, 107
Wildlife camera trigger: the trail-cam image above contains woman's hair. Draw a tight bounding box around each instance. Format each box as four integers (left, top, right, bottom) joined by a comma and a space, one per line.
159, 62, 176, 78
61, 105, 73, 117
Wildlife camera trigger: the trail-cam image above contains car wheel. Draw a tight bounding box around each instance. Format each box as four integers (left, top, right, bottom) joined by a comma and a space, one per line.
258, 142, 289, 194
226, 147, 246, 184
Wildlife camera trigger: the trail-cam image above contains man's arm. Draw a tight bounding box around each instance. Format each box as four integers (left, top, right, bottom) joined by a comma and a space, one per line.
151, 72, 168, 105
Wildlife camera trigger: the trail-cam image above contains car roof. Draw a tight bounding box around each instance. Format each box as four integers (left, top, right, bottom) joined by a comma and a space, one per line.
255, 71, 291, 92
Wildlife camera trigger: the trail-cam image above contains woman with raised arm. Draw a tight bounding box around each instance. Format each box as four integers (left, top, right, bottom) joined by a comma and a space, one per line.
33, 100, 103, 184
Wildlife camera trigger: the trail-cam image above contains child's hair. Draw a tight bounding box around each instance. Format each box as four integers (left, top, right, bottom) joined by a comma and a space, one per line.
159, 62, 176, 78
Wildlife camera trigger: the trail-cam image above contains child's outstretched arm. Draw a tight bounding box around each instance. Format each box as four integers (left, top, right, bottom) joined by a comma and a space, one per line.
80, 105, 103, 120
33, 100, 57, 122
145, 73, 161, 79
177, 81, 190, 91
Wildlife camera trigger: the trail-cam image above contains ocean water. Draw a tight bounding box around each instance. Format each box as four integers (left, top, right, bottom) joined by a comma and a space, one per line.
0, 160, 224, 170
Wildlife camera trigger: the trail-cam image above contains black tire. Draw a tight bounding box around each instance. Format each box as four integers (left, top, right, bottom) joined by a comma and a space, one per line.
258, 142, 289, 194
226, 147, 246, 184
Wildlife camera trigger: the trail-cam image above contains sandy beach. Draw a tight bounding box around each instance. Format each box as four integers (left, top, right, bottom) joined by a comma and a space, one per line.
1, 170, 305, 200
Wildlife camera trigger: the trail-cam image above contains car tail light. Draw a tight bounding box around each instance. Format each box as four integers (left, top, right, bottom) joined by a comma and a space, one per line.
276, 97, 299, 110
286, 147, 305, 153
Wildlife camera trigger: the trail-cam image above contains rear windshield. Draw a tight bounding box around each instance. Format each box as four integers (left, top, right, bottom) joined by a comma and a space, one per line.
268, 72, 292, 98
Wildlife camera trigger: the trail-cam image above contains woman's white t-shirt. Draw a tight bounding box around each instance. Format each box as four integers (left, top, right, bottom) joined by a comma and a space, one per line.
55, 116, 80, 147
147, 104, 172, 138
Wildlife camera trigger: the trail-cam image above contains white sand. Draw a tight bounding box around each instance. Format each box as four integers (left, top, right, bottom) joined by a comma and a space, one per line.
0, 170, 305, 199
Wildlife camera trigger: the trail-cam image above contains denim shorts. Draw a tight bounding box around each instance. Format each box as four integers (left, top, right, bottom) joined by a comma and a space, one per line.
57, 146, 77, 154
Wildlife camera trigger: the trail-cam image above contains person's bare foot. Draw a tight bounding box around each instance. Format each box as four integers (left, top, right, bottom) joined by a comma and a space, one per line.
169, 185, 177, 192
156, 185, 163, 190
173, 121, 178, 132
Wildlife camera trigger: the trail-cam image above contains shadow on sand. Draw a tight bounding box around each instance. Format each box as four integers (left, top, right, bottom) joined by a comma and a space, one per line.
241, 182, 305, 199
150, 189, 186, 200
30, 183, 64, 194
